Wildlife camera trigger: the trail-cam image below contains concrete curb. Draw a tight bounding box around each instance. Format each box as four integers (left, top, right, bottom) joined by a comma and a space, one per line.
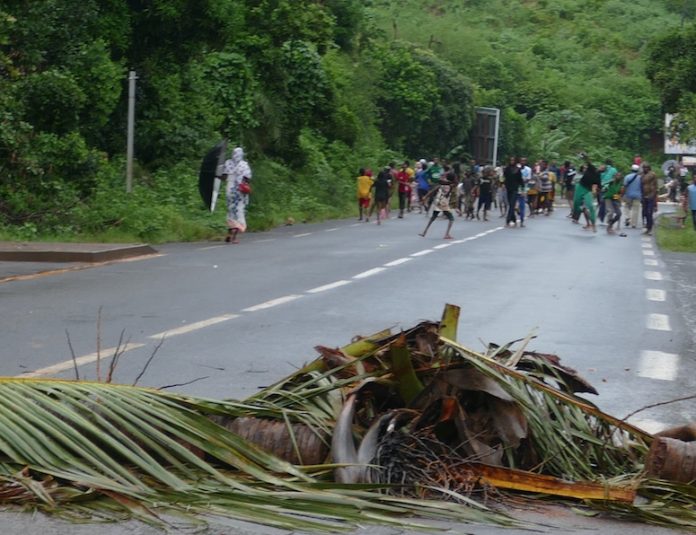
0, 242, 157, 263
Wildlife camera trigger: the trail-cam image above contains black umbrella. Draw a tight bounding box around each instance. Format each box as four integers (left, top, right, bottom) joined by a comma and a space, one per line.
198, 140, 227, 211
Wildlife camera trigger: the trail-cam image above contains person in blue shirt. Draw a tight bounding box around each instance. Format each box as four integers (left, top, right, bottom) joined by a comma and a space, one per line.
415, 160, 430, 213
687, 174, 696, 230
623, 164, 642, 229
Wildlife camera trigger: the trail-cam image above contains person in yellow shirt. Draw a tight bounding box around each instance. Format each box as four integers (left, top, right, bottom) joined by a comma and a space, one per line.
357, 168, 374, 221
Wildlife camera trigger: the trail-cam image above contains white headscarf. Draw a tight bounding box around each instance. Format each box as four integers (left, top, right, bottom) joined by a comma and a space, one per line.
224, 147, 252, 195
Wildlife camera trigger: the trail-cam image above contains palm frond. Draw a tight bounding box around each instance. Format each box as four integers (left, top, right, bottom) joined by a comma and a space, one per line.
1, 305, 695, 532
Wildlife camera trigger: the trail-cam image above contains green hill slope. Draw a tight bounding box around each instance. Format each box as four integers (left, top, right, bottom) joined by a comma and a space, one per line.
367, 0, 681, 163
0, 0, 686, 242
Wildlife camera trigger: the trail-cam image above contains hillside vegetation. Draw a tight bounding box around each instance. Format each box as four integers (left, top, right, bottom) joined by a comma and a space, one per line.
0, 0, 686, 242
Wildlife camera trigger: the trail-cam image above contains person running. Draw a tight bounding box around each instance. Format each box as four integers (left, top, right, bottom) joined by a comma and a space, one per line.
419, 178, 454, 239
369, 166, 392, 225
356, 168, 373, 222
415, 160, 430, 214
503, 157, 523, 227
572, 153, 600, 232
641, 163, 658, 236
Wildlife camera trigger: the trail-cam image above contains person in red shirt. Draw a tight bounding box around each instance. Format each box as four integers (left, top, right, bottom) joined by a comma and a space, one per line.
396, 162, 412, 218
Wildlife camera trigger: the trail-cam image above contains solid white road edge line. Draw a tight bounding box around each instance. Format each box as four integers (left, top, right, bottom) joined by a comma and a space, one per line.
149, 314, 240, 339
18, 342, 146, 378
410, 249, 434, 257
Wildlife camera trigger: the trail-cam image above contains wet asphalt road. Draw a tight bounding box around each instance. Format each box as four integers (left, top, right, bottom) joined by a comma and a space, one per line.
0, 205, 695, 534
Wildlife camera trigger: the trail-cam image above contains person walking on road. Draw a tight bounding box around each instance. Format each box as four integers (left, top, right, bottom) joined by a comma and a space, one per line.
223, 147, 252, 244
685, 174, 696, 230
503, 157, 523, 228
369, 167, 392, 225
476, 165, 494, 221
623, 164, 642, 229
604, 171, 623, 234
396, 162, 412, 219
641, 163, 658, 236
419, 178, 454, 239
572, 153, 600, 232
356, 168, 373, 222
563, 161, 577, 217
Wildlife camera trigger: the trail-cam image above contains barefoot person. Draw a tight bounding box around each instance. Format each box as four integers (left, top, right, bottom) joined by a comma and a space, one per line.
369, 166, 392, 225
356, 168, 373, 221
223, 147, 252, 243
419, 178, 454, 239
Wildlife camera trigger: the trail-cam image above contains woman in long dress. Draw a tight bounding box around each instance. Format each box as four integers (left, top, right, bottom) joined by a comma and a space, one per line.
223, 147, 252, 243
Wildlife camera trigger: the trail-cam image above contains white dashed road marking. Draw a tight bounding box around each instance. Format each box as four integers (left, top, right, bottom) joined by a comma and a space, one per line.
149, 314, 240, 339
644, 259, 658, 266
307, 280, 351, 294
353, 267, 387, 279
647, 313, 671, 331
411, 249, 434, 257
642, 249, 655, 256
629, 418, 671, 434
243, 295, 303, 312
644, 271, 663, 281
384, 258, 412, 267
646, 289, 666, 302
19, 343, 146, 378
641, 243, 652, 249
19, 222, 507, 378
638, 350, 680, 381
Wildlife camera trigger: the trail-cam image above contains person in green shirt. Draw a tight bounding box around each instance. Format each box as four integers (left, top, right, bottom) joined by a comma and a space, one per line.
425, 158, 443, 187
603, 170, 623, 234
598, 159, 617, 223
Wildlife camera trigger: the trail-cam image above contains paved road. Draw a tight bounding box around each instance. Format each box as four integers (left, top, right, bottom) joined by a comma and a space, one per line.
0, 206, 694, 534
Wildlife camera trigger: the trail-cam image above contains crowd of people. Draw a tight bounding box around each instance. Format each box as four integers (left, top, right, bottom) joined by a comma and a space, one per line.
356, 153, 696, 237
214, 145, 696, 246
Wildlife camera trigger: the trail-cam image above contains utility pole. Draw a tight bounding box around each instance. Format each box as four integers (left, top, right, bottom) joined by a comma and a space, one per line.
126, 70, 137, 193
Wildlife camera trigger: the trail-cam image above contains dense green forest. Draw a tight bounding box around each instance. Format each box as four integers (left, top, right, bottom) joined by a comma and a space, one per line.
0, 0, 691, 242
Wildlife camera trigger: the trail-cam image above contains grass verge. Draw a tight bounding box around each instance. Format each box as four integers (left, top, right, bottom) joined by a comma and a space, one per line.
656, 212, 696, 253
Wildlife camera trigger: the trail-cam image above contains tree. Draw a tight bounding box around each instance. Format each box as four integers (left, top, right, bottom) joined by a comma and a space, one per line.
646, 23, 696, 141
